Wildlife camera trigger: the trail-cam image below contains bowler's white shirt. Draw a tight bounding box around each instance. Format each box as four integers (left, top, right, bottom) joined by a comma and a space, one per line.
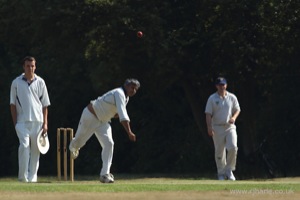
91, 87, 130, 123
10, 74, 51, 123
205, 91, 240, 125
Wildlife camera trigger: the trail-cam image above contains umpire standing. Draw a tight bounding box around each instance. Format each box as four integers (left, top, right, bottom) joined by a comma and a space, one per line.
205, 77, 241, 181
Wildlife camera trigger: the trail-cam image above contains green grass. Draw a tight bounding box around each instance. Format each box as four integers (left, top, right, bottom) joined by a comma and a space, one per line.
0, 176, 299, 193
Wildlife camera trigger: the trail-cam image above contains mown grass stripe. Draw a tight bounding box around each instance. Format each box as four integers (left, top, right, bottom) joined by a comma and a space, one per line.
0, 177, 299, 193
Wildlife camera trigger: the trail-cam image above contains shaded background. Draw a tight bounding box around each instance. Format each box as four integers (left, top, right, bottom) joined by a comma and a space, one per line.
0, 0, 299, 179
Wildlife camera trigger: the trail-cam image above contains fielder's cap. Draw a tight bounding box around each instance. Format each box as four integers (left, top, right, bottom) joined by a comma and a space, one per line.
37, 129, 50, 154
215, 77, 227, 85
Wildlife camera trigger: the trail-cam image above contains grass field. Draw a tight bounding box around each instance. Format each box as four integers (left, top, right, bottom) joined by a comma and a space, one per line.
0, 175, 299, 200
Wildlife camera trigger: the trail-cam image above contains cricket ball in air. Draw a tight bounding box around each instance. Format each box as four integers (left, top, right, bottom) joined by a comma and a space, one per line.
137, 31, 143, 38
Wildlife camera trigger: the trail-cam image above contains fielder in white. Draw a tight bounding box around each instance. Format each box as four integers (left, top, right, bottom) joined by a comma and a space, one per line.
205, 77, 240, 181
69, 79, 140, 183
10, 56, 51, 182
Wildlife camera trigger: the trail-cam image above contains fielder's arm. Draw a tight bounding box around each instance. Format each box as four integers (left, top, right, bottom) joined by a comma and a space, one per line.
205, 113, 214, 137
229, 110, 241, 124
120, 120, 136, 142
42, 107, 48, 133
10, 104, 17, 126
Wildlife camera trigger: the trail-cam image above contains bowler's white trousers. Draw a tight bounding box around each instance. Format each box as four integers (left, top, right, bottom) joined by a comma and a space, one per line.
212, 124, 238, 175
15, 121, 43, 182
69, 107, 113, 176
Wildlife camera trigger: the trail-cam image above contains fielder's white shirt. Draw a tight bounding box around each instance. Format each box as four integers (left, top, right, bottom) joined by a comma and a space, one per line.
10, 74, 51, 123
91, 87, 130, 123
205, 91, 240, 125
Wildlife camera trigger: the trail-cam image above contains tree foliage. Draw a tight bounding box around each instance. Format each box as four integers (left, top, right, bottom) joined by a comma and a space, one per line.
0, 0, 299, 178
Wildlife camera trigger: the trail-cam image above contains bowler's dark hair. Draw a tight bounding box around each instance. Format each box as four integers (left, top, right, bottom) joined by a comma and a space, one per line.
22, 56, 36, 65
124, 78, 140, 89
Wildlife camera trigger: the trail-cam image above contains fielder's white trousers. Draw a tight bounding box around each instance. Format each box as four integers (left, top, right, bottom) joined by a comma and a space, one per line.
212, 125, 238, 175
15, 121, 43, 182
69, 107, 113, 176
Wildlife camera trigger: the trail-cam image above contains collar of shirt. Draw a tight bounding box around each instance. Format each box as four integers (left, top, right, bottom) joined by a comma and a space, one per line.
22, 74, 37, 86
121, 86, 128, 97
216, 91, 228, 99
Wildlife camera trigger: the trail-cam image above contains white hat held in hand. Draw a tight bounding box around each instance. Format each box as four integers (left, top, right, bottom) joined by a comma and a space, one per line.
37, 129, 50, 154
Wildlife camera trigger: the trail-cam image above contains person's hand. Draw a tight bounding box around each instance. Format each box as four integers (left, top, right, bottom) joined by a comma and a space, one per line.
207, 127, 214, 137
128, 132, 136, 142
42, 123, 48, 134
229, 117, 235, 124
113, 113, 119, 118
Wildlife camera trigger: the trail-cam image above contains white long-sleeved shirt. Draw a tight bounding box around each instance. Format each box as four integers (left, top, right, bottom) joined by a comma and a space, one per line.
91, 87, 130, 123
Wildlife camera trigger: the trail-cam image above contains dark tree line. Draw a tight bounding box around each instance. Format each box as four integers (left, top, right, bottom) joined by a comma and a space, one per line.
0, 0, 299, 178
